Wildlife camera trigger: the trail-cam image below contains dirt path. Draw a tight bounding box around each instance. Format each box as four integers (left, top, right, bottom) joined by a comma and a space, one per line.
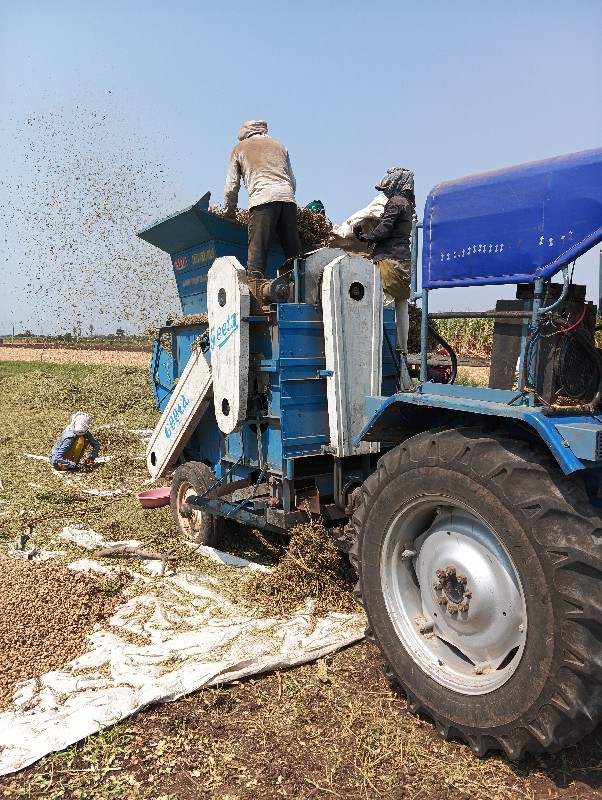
0, 346, 150, 368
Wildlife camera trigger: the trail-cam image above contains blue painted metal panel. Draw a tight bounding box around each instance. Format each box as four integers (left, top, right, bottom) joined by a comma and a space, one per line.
414, 382, 518, 404
225, 431, 244, 464
149, 337, 173, 410
175, 326, 207, 373
423, 148, 602, 289
185, 402, 223, 467
277, 303, 330, 461
138, 202, 285, 315
138, 202, 248, 254
554, 422, 602, 462
150, 324, 209, 411
382, 306, 398, 395
172, 241, 245, 315
355, 390, 596, 474
280, 380, 330, 456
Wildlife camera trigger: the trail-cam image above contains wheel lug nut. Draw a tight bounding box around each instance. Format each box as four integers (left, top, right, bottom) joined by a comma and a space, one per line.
445, 565, 456, 577
433, 581, 442, 591
458, 601, 469, 613
436, 569, 446, 579
447, 603, 459, 614
463, 590, 472, 599
437, 596, 448, 605
457, 574, 468, 585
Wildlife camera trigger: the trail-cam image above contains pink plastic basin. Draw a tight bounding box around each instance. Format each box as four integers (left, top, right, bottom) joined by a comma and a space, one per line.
137, 486, 171, 508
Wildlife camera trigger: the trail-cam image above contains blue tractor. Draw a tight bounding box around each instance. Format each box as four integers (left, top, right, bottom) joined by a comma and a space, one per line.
139, 149, 602, 758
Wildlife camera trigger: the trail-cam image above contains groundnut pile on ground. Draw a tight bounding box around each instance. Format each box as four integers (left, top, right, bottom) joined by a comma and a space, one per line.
0, 561, 127, 710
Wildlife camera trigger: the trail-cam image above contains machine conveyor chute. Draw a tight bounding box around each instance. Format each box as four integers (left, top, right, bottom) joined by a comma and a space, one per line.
146, 347, 213, 479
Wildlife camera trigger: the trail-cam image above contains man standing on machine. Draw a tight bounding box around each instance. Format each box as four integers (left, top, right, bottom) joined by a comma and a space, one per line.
223, 120, 301, 279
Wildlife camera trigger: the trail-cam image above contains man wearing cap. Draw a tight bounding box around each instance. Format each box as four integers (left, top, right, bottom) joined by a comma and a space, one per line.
224, 120, 301, 279
354, 167, 416, 358
50, 412, 100, 471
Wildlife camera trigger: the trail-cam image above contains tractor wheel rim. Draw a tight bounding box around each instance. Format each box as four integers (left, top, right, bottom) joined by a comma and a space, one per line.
380, 494, 527, 695
178, 482, 202, 539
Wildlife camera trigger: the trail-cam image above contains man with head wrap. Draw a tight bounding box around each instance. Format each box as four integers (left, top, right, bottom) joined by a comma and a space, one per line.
354, 167, 415, 358
224, 120, 301, 279
50, 411, 100, 471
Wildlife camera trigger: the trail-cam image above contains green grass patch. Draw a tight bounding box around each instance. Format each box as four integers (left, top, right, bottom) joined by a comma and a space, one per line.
0, 360, 99, 379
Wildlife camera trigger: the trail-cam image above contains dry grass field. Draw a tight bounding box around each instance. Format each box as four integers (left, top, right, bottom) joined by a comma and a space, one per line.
0, 355, 599, 800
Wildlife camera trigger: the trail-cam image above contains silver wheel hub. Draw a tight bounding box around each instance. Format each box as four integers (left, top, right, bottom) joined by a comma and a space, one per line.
380, 496, 527, 695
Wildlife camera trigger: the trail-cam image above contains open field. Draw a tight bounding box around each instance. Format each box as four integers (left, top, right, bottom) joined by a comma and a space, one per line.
0, 358, 599, 799
0, 346, 151, 369
0, 345, 492, 386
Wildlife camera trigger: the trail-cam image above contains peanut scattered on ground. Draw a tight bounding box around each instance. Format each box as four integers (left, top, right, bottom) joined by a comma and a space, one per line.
0, 561, 128, 710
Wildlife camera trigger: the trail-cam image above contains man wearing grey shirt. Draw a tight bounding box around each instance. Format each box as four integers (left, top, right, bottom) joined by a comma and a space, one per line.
224, 120, 300, 278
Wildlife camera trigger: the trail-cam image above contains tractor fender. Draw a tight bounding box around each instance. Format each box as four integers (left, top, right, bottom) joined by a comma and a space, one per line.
354, 390, 598, 475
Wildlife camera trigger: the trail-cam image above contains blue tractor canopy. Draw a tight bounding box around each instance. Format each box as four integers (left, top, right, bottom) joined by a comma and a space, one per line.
422, 147, 602, 290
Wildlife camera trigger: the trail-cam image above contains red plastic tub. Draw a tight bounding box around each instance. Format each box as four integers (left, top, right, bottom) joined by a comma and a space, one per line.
136, 486, 171, 508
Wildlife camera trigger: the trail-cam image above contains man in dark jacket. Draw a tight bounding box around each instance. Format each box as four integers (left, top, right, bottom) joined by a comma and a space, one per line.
224, 120, 301, 279
354, 167, 415, 356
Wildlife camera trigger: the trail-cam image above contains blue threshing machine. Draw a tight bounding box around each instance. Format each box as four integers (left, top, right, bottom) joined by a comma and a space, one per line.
139, 149, 602, 759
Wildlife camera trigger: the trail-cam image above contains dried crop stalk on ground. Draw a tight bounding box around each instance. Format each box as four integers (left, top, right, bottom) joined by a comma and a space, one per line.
243, 515, 356, 616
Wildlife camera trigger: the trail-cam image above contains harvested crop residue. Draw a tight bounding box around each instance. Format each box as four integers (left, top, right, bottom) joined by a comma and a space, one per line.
0, 561, 129, 710
209, 204, 333, 249
243, 516, 357, 616
456, 365, 490, 386
3, 642, 600, 799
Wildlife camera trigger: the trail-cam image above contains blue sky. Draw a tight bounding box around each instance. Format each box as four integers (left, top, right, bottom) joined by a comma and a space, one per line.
1, 0, 601, 334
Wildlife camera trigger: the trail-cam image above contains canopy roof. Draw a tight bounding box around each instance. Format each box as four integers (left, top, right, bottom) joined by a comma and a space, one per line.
422, 148, 602, 289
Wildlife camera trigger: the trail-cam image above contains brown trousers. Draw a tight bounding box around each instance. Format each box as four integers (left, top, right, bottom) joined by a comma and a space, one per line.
376, 258, 411, 300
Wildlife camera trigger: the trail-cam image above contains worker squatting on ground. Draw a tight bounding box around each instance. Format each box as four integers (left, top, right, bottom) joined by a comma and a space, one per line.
223, 120, 301, 279
354, 167, 415, 357
50, 412, 100, 471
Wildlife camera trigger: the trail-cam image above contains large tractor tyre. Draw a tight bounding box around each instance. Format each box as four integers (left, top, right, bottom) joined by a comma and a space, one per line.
170, 462, 224, 547
351, 427, 602, 759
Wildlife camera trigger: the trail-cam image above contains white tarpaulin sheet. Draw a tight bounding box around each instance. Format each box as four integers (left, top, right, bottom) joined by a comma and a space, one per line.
0, 529, 365, 776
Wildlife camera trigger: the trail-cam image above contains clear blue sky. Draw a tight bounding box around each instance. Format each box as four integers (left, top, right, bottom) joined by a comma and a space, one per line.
1, 0, 600, 334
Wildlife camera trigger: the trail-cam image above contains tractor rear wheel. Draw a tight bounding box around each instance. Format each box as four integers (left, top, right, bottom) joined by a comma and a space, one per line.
170, 462, 224, 547
351, 427, 602, 758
